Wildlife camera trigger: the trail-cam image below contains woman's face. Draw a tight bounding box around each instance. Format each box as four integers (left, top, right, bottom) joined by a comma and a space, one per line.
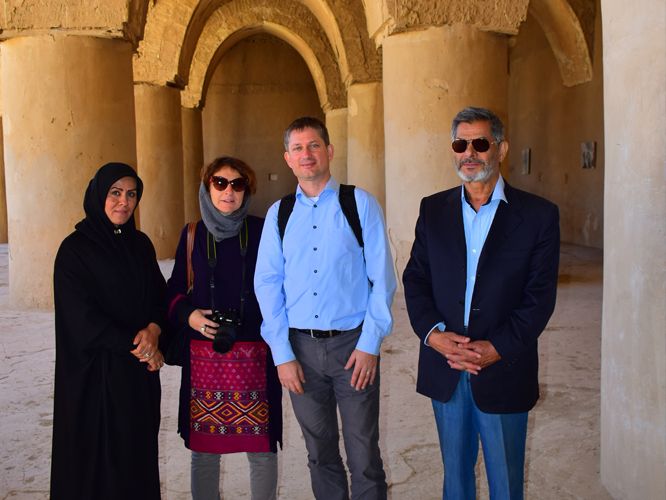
104, 176, 138, 226
208, 166, 246, 214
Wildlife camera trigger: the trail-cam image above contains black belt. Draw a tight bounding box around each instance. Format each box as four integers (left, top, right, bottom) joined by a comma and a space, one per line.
290, 324, 362, 339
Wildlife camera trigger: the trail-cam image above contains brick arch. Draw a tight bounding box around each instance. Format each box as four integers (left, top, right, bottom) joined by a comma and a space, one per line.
179, 0, 382, 86
134, 0, 379, 104
180, 0, 345, 109
529, 0, 593, 86
300, 0, 381, 84
189, 23, 334, 111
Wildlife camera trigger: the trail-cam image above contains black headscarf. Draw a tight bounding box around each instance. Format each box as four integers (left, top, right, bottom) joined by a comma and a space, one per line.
75, 162, 148, 281
76, 162, 143, 243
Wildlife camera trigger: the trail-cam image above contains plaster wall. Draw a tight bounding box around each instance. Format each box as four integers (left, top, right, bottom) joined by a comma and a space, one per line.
508, 9, 604, 248
600, 0, 666, 497
182, 107, 203, 223
134, 84, 184, 259
325, 107, 348, 184
383, 25, 508, 278
347, 82, 385, 210
1, 35, 137, 307
202, 34, 323, 218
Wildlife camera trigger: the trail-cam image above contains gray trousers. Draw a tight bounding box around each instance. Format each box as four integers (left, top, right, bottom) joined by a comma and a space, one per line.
191, 451, 277, 500
289, 329, 387, 500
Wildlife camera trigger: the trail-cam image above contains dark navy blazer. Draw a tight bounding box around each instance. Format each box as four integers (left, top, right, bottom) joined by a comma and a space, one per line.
402, 183, 560, 413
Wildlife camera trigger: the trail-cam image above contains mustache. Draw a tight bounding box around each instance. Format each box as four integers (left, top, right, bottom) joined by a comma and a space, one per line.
459, 158, 487, 166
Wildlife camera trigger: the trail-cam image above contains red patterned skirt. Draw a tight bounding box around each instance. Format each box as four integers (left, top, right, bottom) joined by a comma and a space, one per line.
189, 339, 271, 454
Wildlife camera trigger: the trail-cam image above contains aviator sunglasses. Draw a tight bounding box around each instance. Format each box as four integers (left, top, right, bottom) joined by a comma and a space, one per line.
451, 137, 497, 154
210, 175, 248, 192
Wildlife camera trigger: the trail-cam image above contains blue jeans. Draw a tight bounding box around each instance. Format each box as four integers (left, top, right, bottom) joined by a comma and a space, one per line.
432, 372, 528, 500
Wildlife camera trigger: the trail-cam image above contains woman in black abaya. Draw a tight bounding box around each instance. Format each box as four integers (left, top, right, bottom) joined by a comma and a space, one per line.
50, 163, 166, 499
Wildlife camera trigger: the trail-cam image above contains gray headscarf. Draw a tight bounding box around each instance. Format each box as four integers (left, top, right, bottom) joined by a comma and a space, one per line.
199, 182, 250, 241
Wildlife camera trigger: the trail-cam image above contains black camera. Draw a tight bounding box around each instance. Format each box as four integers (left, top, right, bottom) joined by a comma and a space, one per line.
207, 309, 241, 354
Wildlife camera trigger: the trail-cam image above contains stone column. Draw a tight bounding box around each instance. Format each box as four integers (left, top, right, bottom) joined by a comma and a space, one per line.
0, 119, 7, 243
347, 82, 385, 210
600, 0, 666, 498
134, 84, 184, 259
325, 108, 348, 183
182, 107, 203, 223
1, 35, 137, 308
0, 50, 7, 244
383, 25, 508, 277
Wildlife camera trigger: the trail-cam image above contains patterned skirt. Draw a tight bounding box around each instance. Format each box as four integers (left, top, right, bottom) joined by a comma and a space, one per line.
189, 339, 271, 454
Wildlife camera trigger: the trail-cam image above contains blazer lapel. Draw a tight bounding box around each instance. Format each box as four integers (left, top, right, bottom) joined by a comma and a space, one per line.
477, 184, 524, 270
439, 187, 467, 261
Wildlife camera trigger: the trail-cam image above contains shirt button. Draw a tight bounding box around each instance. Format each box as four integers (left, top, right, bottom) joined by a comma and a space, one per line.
315, 314, 319, 318
314, 269, 318, 274
314, 204, 318, 208
472, 249, 477, 253
313, 225, 317, 229
313, 247, 317, 251
313, 292, 318, 296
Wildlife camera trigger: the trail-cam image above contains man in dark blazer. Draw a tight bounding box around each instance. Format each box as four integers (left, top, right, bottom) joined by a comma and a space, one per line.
402, 107, 560, 500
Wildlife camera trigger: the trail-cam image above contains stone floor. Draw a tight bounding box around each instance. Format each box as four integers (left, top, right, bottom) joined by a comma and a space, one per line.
0, 243, 613, 499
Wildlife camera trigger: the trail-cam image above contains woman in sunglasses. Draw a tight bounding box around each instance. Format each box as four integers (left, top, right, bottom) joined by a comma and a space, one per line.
51, 162, 166, 499
166, 156, 282, 500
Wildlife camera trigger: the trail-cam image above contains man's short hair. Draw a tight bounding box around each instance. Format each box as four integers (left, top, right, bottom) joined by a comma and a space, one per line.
283, 116, 330, 150
451, 107, 505, 143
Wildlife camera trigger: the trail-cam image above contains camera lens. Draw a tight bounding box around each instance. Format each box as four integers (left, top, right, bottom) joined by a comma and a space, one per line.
213, 334, 234, 354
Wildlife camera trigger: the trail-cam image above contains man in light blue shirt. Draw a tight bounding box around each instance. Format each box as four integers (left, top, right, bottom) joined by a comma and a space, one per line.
255, 116, 396, 500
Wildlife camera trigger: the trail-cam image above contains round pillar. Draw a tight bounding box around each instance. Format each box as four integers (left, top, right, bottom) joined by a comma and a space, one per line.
600, 0, 666, 498
347, 82, 385, 210
325, 108, 348, 183
134, 84, 184, 259
182, 107, 203, 223
0, 115, 7, 244
1, 35, 137, 308
383, 25, 508, 277
0, 50, 7, 244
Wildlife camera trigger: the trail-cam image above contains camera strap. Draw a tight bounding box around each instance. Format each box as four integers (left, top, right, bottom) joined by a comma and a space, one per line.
206, 218, 249, 320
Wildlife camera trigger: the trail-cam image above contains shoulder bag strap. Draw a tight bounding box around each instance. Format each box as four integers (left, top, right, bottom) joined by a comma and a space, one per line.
186, 221, 197, 293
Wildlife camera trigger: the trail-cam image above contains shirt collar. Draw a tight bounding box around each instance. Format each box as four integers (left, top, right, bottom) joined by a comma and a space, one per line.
460, 175, 508, 207
295, 176, 339, 200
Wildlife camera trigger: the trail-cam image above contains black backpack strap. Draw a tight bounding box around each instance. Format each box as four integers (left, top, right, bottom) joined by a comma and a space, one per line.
277, 192, 296, 241
339, 184, 364, 249
278, 186, 363, 250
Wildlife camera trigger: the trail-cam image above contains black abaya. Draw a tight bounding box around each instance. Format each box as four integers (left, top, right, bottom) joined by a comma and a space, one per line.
50, 163, 166, 499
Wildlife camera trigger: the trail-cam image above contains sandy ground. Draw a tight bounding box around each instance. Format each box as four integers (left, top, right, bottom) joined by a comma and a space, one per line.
0, 243, 612, 499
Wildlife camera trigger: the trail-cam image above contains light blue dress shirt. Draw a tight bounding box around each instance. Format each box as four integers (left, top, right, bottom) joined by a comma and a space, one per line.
426, 176, 507, 341
254, 177, 397, 365
461, 175, 507, 327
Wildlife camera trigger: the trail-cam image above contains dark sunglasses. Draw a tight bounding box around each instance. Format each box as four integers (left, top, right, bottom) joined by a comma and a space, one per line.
210, 176, 248, 192
451, 137, 497, 153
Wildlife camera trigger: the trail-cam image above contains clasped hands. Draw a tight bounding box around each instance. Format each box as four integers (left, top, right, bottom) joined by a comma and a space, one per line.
130, 322, 164, 371
428, 330, 500, 375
